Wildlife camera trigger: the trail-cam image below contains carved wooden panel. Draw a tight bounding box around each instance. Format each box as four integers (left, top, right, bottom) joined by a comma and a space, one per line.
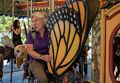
100, 3, 120, 83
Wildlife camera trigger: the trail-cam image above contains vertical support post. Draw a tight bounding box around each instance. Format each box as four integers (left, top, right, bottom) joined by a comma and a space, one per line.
10, 0, 14, 82
27, 0, 29, 27
49, 0, 55, 15
4, 0, 6, 13
100, 9, 105, 83
12, 0, 14, 22
10, 59, 13, 83
30, 0, 33, 16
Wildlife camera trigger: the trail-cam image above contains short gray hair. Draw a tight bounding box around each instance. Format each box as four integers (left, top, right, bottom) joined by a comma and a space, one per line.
31, 12, 48, 24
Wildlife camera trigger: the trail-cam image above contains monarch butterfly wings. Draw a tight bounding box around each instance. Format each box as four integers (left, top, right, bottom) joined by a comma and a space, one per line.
46, 7, 81, 77
46, 0, 99, 79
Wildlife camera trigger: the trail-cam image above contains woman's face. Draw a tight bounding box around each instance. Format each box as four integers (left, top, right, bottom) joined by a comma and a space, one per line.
17, 21, 20, 27
32, 16, 44, 32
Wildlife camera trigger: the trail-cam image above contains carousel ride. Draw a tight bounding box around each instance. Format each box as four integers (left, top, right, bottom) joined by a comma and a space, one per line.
0, 0, 120, 83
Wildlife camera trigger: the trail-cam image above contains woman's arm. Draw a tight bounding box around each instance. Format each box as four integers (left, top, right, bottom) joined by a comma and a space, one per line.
27, 44, 52, 62
27, 44, 42, 59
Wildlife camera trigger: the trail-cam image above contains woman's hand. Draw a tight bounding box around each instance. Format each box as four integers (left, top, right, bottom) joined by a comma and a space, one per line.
40, 54, 53, 62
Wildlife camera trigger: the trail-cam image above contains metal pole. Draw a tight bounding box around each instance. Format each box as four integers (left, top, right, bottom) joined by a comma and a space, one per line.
30, 0, 33, 16
49, 0, 55, 15
12, 0, 14, 22
27, 0, 29, 26
4, 0, 6, 13
10, 59, 13, 83
10, 0, 14, 83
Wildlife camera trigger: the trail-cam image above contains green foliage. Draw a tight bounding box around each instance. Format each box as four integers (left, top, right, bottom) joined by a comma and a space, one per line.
0, 15, 12, 32
0, 15, 28, 44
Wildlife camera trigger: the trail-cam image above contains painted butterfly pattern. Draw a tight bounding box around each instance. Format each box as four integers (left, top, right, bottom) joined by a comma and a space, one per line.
46, 0, 99, 78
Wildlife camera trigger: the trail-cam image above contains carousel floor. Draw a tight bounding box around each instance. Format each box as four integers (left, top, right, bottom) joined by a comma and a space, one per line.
0, 59, 92, 83
1, 60, 28, 83
2, 71, 28, 83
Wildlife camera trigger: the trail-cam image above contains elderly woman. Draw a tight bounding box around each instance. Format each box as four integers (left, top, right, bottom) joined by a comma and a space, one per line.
26, 12, 52, 83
